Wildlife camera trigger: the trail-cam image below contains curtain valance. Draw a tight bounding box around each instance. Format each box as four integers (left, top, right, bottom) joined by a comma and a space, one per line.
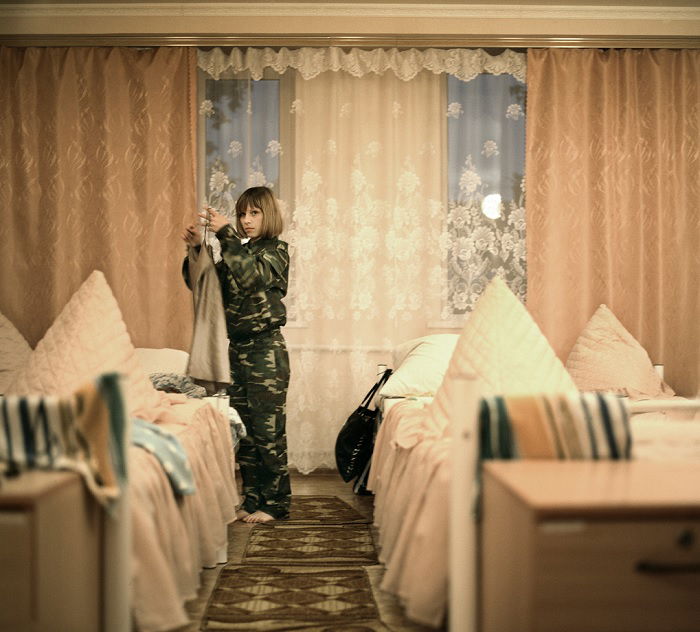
197, 46, 526, 82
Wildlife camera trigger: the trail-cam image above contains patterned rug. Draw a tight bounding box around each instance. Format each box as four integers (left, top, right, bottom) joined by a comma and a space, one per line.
202, 495, 387, 630
243, 524, 378, 566
285, 494, 370, 525
202, 565, 384, 630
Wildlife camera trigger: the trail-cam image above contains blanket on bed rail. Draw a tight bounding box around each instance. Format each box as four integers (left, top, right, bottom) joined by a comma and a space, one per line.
0, 372, 127, 511
479, 391, 632, 460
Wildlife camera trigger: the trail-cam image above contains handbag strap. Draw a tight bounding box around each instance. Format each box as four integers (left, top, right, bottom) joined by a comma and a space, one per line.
359, 368, 393, 409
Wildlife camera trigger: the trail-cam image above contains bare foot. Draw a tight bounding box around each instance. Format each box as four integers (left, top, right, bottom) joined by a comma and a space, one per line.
235, 508, 250, 520
242, 510, 275, 524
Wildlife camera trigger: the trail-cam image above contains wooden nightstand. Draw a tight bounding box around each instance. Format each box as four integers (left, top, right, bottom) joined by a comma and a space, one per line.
0, 471, 102, 632
480, 461, 700, 632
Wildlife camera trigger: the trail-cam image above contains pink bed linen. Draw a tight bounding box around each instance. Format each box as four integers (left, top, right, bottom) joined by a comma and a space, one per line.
369, 399, 428, 529
393, 443, 451, 627
371, 395, 700, 629
369, 398, 453, 627
129, 399, 239, 632
381, 439, 450, 578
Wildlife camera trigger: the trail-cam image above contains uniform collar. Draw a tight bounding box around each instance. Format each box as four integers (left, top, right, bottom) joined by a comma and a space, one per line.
246, 236, 278, 252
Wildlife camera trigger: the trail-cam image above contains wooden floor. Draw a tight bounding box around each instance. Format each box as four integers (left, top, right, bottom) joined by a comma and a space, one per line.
177, 469, 438, 631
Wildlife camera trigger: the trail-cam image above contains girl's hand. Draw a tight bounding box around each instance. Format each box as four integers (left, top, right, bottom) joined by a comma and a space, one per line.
198, 205, 230, 233
181, 223, 202, 247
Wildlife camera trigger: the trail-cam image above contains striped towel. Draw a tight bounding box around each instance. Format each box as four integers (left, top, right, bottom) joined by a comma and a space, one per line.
479, 392, 632, 461
0, 373, 127, 512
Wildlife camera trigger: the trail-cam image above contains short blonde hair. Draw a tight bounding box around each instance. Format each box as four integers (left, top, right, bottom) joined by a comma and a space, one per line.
234, 186, 284, 239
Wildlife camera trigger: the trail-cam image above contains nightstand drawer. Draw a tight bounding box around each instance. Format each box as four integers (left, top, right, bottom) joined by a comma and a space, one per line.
534, 519, 700, 632
481, 462, 700, 632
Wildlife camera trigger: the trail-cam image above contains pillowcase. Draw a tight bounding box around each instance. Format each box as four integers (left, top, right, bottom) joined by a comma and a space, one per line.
565, 304, 674, 400
136, 347, 190, 376
428, 276, 577, 432
7, 270, 161, 414
0, 311, 32, 394
380, 334, 459, 398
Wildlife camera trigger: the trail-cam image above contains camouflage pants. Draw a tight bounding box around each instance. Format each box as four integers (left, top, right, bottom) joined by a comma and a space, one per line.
227, 329, 291, 519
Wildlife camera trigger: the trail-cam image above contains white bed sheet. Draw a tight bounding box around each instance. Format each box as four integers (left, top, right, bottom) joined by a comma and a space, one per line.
631, 400, 700, 461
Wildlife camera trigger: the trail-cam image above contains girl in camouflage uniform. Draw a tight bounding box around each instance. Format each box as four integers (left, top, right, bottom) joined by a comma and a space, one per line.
182, 186, 291, 523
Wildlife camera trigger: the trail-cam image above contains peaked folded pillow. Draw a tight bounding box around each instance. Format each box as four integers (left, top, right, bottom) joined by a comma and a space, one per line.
0, 311, 33, 394
6, 270, 161, 414
427, 276, 578, 434
565, 304, 674, 400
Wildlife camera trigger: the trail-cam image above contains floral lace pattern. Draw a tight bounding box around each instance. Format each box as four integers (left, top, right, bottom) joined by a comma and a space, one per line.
197, 49, 527, 471
443, 156, 527, 315
445, 73, 527, 316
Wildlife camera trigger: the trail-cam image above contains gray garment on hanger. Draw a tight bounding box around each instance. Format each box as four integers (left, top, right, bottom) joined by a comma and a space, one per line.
186, 243, 231, 393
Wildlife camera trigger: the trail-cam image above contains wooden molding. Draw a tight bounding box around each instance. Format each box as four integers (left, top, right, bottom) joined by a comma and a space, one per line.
1, 33, 699, 48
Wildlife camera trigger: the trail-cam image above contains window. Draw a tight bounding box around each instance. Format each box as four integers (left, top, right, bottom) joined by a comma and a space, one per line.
197, 57, 526, 321
445, 73, 527, 314
198, 69, 294, 219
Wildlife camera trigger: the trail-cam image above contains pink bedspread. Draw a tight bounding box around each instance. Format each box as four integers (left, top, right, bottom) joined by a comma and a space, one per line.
369, 395, 700, 629
129, 398, 239, 632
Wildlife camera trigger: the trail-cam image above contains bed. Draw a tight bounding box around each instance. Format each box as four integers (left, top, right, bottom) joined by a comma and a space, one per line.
0, 270, 240, 632
368, 277, 700, 630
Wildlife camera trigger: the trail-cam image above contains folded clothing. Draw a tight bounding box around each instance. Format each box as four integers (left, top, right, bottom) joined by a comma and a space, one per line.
131, 418, 196, 495
149, 372, 208, 398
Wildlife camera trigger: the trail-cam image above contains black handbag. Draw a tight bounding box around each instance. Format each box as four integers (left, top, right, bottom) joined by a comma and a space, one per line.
335, 368, 393, 484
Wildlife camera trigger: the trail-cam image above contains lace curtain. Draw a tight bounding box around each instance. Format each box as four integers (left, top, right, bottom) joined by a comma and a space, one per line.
197, 47, 527, 472
445, 73, 527, 313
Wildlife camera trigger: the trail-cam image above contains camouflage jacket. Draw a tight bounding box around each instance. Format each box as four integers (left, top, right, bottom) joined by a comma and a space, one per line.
183, 225, 289, 341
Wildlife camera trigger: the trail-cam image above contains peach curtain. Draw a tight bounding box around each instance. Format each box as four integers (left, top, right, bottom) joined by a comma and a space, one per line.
526, 48, 700, 396
0, 46, 197, 350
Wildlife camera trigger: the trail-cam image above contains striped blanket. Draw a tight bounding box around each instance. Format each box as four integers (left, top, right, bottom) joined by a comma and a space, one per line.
472, 392, 632, 520
479, 391, 632, 460
0, 372, 128, 511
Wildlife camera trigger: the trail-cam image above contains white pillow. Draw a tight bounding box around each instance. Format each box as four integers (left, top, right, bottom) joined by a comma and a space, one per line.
0, 311, 33, 394
7, 271, 161, 414
565, 304, 674, 400
380, 334, 459, 398
135, 348, 190, 376
428, 276, 577, 431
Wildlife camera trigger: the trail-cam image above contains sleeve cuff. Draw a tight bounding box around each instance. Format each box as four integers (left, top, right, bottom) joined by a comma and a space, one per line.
216, 224, 237, 240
